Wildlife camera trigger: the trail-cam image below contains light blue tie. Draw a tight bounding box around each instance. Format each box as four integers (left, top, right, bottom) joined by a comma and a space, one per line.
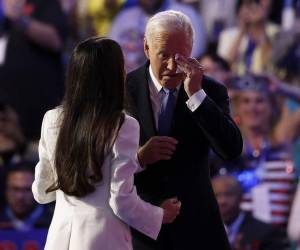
158, 88, 176, 135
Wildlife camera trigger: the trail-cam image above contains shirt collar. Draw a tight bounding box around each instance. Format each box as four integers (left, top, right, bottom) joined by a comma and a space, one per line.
227, 211, 245, 234
148, 65, 181, 93
149, 65, 163, 94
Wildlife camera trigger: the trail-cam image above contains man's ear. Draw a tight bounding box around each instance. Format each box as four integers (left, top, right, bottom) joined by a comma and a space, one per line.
144, 38, 150, 59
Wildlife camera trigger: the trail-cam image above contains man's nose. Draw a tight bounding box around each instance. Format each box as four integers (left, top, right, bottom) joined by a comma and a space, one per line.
166, 56, 177, 71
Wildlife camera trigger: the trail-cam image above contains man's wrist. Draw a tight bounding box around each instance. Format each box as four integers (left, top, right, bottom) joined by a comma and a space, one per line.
186, 89, 206, 112
137, 151, 146, 169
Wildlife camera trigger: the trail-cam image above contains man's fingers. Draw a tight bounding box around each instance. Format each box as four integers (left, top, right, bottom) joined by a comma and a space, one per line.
159, 155, 172, 160
187, 57, 203, 68
158, 148, 174, 156
169, 197, 181, 205
154, 137, 178, 152
155, 136, 178, 144
167, 197, 177, 203
175, 54, 192, 73
152, 142, 177, 154
176, 201, 181, 208
159, 143, 177, 151
175, 53, 203, 73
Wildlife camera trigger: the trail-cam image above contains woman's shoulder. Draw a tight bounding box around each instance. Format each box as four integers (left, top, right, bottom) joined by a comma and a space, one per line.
124, 112, 137, 122
119, 113, 139, 134
45, 106, 62, 117
43, 106, 63, 130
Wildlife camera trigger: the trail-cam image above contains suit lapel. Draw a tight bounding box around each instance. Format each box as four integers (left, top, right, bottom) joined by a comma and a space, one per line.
172, 84, 189, 129
135, 65, 157, 140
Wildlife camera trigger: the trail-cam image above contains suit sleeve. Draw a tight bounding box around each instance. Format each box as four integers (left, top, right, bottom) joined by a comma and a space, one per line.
32, 111, 56, 204
192, 80, 243, 161
109, 115, 163, 240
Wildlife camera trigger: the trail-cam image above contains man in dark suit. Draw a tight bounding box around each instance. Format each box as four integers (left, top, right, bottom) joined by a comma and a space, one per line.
212, 175, 289, 250
126, 10, 243, 250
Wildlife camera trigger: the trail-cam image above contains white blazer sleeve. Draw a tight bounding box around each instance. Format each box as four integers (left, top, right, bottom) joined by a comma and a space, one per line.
109, 115, 163, 240
288, 182, 300, 242
32, 111, 56, 204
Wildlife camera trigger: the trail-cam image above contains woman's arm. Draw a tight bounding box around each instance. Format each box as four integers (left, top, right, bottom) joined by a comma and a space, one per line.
109, 115, 164, 240
32, 111, 57, 204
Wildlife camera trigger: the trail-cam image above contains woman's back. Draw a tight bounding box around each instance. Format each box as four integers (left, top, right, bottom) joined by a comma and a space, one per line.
33, 108, 163, 250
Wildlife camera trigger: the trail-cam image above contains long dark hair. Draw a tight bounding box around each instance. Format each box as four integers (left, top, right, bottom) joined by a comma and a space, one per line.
46, 37, 125, 197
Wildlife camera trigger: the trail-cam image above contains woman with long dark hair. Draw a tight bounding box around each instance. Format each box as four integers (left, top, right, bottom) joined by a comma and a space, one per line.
32, 37, 180, 250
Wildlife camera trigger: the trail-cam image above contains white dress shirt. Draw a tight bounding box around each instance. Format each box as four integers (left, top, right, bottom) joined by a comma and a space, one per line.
226, 212, 246, 246
148, 65, 207, 129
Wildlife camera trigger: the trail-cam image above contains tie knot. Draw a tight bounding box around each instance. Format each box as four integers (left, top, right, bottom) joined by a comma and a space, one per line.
162, 88, 176, 95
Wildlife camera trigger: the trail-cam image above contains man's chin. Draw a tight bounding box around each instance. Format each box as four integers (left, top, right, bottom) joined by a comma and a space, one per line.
161, 76, 182, 89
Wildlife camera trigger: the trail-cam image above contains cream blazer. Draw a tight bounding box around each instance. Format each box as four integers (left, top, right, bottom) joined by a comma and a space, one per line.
32, 108, 163, 250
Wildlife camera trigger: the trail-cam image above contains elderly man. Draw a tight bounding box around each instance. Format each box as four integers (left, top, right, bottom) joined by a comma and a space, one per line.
109, 0, 206, 72
126, 10, 243, 250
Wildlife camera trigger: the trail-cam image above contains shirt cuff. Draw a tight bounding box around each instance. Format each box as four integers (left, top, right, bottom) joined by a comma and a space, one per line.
185, 89, 207, 112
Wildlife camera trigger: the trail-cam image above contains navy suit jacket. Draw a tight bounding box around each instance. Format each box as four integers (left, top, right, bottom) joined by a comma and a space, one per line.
126, 62, 243, 250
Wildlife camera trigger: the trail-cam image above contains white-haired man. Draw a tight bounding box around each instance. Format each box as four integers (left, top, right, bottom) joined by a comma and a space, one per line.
109, 0, 207, 72
126, 10, 243, 250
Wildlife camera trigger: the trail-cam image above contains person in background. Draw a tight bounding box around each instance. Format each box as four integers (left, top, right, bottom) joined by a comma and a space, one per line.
218, 0, 278, 74
271, 1, 300, 177
211, 74, 297, 227
32, 37, 180, 250
0, 103, 38, 210
0, 161, 52, 231
73, 0, 127, 39
0, 103, 26, 167
0, 0, 68, 141
198, 52, 232, 88
180, 0, 238, 50
126, 10, 242, 250
59, 0, 77, 15
272, 2, 300, 86
212, 174, 289, 250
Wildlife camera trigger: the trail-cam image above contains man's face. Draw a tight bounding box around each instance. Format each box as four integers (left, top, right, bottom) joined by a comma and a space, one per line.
212, 178, 241, 225
144, 30, 192, 89
5, 171, 35, 219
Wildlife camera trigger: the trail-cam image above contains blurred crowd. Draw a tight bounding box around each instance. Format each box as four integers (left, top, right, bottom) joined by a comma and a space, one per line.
0, 0, 300, 249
